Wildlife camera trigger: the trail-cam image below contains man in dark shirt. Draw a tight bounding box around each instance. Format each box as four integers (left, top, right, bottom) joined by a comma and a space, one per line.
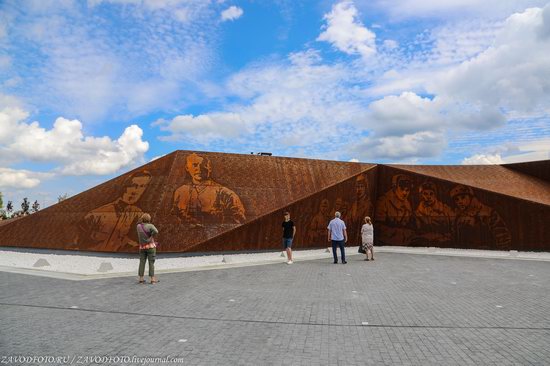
282, 211, 296, 264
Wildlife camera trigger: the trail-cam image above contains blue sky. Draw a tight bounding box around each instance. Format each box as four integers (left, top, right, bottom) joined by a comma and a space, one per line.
1, 0, 549, 209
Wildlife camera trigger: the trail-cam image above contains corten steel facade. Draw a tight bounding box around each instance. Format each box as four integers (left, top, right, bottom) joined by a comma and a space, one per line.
1, 151, 549, 253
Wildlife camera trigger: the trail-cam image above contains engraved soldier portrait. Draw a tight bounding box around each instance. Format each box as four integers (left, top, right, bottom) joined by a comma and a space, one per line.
75, 170, 152, 251
450, 185, 512, 249
349, 173, 373, 243
331, 197, 349, 219
307, 198, 331, 245
172, 153, 246, 226
374, 174, 415, 246
412, 181, 454, 246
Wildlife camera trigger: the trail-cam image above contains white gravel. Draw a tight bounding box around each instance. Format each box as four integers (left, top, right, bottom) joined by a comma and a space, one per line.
0, 246, 548, 280
0, 247, 335, 277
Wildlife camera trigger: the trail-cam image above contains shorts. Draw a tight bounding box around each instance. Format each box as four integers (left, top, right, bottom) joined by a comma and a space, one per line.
283, 238, 293, 249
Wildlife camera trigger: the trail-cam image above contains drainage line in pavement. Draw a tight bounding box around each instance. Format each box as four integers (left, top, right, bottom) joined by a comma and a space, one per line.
1, 302, 549, 331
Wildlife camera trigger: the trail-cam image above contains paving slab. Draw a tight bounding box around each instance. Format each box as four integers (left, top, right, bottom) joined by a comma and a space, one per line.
1, 252, 549, 365
1, 246, 549, 280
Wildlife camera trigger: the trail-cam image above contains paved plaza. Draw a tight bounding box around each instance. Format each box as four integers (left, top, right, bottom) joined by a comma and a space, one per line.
1, 251, 549, 365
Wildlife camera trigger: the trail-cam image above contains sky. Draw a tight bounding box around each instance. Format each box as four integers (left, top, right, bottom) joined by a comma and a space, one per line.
1, 0, 549, 209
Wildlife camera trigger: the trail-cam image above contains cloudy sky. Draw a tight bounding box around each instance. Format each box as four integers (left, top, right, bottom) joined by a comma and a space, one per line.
1, 0, 549, 208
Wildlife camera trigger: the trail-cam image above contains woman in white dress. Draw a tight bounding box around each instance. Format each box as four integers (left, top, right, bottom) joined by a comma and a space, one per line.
361, 216, 375, 261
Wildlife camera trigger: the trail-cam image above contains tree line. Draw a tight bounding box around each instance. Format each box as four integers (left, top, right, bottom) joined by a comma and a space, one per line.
0, 192, 69, 220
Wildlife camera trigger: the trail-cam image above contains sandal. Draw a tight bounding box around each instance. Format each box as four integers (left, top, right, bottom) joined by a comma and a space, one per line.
150, 279, 159, 284
138, 280, 145, 284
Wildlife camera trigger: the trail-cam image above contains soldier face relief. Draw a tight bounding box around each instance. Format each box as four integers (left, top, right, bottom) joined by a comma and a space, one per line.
453, 193, 471, 211
122, 176, 151, 205
320, 199, 329, 214
356, 178, 367, 199
395, 180, 411, 201
186, 154, 211, 184
421, 189, 436, 207
334, 198, 342, 211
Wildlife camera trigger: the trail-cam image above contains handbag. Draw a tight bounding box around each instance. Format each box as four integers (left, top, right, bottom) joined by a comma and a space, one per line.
139, 224, 159, 247
358, 245, 366, 254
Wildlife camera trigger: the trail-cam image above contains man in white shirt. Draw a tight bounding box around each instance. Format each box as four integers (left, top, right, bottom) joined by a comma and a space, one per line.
327, 211, 348, 264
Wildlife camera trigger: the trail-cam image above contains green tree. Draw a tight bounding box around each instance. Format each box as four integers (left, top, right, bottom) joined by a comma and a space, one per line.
21, 198, 30, 214
32, 200, 40, 213
0, 191, 3, 209
57, 193, 69, 202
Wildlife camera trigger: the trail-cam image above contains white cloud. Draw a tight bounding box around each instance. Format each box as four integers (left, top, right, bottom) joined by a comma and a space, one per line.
358, 131, 446, 161
375, 5, 550, 118
155, 50, 366, 154
341, 92, 446, 161
436, 5, 550, 114
462, 153, 505, 165
351, 89, 506, 160
156, 1, 550, 162
174, 8, 191, 22
0, 100, 149, 176
317, 1, 376, 59
382, 39, 398, 49
2, 0, 217, 122
155, 112, 246, 142
365, 0, 548, 20
356, 4, 550, 162
88, 0, 206, 20
221, 6, 243, 21
462, 137, 550, 164
0, 168, 45, 189
427, 20, 503, 67
155, 4, 550, 164
366, 92, 442, 136
58, 124, 149, 175
366, 20, 504, 97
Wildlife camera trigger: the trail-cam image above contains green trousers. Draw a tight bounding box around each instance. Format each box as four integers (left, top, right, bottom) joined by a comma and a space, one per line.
138, 248, 156, 277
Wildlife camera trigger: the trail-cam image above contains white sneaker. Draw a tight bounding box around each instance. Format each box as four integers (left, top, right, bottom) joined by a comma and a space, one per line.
287, 260, 293, 264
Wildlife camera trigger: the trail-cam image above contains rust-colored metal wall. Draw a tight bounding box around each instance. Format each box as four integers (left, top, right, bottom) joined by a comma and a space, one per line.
374, 165, 550, 251
0, 152, 177, 252
0, 151, 371, 252
153, 151, 372, 252
0, 151, 548, 253
200, 166, 378, 252
504, 160, 550, 182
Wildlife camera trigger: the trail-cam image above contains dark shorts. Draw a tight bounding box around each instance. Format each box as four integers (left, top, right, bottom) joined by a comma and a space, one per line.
283, 238, 293, 249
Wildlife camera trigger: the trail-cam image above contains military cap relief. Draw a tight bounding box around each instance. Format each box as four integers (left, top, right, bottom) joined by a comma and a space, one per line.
450, 185, 512, 249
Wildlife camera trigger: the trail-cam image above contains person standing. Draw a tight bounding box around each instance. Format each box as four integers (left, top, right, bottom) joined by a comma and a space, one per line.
282, 211, 296, 264
328, 211, 348, 264
361, 216, 375, 261
137, 213, 159, 284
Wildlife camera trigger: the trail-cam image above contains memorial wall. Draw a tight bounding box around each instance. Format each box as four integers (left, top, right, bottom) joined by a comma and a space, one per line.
1, 151, 548, 252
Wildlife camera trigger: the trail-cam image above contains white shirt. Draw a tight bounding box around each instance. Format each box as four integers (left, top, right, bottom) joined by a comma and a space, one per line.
327, 218, 346, 241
